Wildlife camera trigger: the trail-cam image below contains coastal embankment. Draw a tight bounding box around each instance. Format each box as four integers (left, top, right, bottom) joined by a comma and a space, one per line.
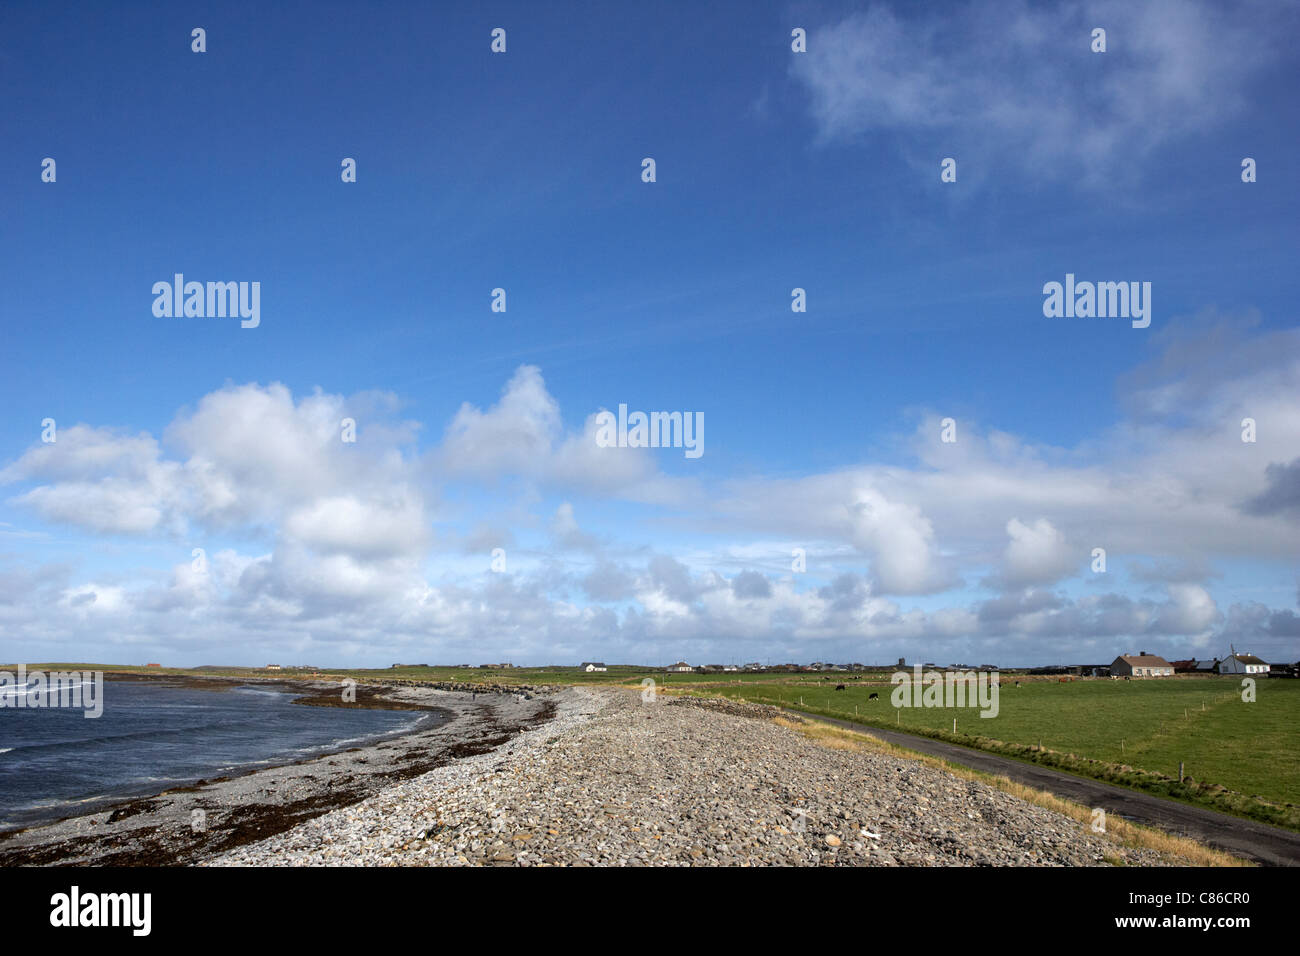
209, 688, 1207, 866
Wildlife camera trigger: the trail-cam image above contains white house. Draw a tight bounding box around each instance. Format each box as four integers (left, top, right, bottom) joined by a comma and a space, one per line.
581, 662, 608, 672
1217, 654, 1270, 675
666, 661, 693, 672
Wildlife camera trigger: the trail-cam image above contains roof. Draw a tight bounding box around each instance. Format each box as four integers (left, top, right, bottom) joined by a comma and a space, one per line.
1229, 654, 1269, 665
581, 662, 606, 667
1114, 655, 1173, 667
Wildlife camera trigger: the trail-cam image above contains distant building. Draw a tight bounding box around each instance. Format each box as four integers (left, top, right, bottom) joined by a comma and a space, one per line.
145, 662, 161, 668
1218, 654, 1270, 676
265, 664, 282, 671
581, 662, 608, 672
1110, 653, 1173, 677
666, 661, 693, 672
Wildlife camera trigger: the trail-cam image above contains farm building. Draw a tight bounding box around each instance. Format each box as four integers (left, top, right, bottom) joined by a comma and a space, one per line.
1217, 654, 1270, 675
1110, 653, 1174, 677
666, 661, 693, 672
581, 662, 608, 672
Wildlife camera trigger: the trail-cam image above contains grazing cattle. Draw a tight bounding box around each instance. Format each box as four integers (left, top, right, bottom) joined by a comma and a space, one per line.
1014, 681, 1021, 687
868, 692, 880, 700
834, 684, 846, 691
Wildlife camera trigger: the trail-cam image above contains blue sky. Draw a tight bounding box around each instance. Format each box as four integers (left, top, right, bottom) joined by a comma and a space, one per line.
1, 0, 1298, 668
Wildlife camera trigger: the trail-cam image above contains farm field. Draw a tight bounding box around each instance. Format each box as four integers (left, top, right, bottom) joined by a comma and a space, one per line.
691, 676, 1300, 816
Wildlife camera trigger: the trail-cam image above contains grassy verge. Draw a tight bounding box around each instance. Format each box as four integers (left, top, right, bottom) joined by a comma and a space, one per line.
774, 716, 1250, 867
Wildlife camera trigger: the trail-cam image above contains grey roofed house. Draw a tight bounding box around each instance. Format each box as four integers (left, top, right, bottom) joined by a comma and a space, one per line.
581, 662, 608, 672
1110, 653, 1174, 677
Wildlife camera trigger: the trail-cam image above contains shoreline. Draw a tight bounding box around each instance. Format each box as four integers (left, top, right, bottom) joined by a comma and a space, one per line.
0, 675, 559, 866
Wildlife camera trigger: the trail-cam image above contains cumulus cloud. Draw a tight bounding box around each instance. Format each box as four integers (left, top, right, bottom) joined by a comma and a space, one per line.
847, 487, 952, 595
989, 518, 1077, 589
1, 325, 1297, 666
1, 426, 183, 534
436, 365, 670, 499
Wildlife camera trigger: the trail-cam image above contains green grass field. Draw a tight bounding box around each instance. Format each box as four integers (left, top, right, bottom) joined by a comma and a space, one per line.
692, 675, 1299, 827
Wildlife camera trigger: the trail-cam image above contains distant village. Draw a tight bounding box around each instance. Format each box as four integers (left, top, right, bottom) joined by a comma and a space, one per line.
351, 650, 1300, 679
625, 651, 1293, 678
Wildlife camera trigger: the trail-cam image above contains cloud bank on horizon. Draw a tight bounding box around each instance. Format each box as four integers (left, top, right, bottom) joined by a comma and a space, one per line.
2, 312, 1298, 667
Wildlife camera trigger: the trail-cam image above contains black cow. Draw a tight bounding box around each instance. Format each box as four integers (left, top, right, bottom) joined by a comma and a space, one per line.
868, 692, 879, 700
834, 684, 846, 691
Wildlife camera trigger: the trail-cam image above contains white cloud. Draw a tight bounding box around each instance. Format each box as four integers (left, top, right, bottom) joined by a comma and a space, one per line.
1, 320, 1297, 665
790, 0, 1278, 185
994, 517, 1076, 588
